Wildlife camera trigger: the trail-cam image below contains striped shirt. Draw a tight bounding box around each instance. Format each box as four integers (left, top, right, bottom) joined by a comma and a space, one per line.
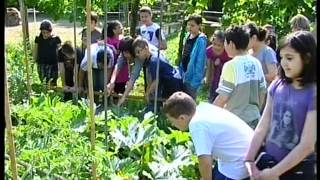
216, 54, 267, 123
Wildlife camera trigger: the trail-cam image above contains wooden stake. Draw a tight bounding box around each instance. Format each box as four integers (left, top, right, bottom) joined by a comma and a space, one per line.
19, 0, 32, 101
154, 0, 164, 114
5, 54, 19, 179
103, 0, 109, 149
73, 0, 79, 103
85, 0, 97, 178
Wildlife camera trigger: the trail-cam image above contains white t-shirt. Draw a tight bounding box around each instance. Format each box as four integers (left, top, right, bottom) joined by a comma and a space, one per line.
80, 43, 114, 71
188, 102, 254, 179
140, 23, 166, 47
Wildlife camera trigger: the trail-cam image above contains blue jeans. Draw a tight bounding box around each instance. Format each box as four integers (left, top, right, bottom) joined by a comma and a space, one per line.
212, 163, 250, 180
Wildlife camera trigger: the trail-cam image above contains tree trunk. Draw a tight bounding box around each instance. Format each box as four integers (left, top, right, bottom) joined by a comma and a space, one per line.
130, 0, 140, 37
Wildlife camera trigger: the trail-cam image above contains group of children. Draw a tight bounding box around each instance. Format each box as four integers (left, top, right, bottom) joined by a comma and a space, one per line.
32, 8, 316, 179
164, 14, 316, 180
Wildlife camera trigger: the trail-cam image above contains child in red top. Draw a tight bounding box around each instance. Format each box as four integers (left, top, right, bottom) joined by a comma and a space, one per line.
206, 30, 231, 102
102, 20, 128, 94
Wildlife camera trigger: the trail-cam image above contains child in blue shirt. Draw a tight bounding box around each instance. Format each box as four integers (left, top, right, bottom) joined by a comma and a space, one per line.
179, 14, 207, 99
117, 38, 182, 112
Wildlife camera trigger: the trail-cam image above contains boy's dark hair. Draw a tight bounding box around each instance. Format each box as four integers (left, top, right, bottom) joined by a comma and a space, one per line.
61, 41, 75, 57
96, 49, 111, 66
257, 27, 267, 41
244, 23, 267, 41
266, 34, 277, 51
278, 31, 316, 86
119, 37, 135, 55
187, 14, 202, 25
101, 20, 122, 39
90, 11, 98, 23
244, 22, 259, 38
210, 30, 225, 42
163, 92, 196, 119
139, 6, 152, 16
132, 37, 149, 51
225, 25, 250, 50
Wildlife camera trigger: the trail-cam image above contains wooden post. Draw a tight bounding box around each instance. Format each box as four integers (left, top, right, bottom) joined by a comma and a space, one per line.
5, 55, 19, 179
85, 0, 97, 178
19, 0, 32, 101
73, 0, 79, 103
103, 0, 109, 149
33, 7, 37, 41
153, 0, 164, 114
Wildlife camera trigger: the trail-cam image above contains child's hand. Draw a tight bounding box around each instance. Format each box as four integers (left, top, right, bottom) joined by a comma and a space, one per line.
245, 162, 261, 180
256, 168, 279, 180
106, 83, 115, 96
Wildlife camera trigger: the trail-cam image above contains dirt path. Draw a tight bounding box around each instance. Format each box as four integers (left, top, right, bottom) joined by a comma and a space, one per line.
5, 14, 102, 45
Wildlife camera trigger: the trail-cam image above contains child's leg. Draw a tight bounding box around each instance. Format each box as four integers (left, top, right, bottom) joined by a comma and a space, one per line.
37, 64, 45, 83
48, 64, 58, 86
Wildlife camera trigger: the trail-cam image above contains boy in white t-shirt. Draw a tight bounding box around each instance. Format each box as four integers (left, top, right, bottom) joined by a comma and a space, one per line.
163, 91, 253, 180
139, 6, 167, 50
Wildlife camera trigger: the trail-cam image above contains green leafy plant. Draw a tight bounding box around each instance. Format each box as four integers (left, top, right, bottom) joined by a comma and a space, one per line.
7, 94, 200, 178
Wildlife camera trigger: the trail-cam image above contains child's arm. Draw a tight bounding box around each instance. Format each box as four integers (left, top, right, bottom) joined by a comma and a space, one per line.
265, 63, 278, 82
244, 94, 273, 179
145, 80, 156, 102
156, 28, 167, 50
117, 79, 134, 106
198, 155, 213, 180
205, 59, 214, 86
107, 64, 119, 94
107, 54, 126, 94
264, 49, 278, 83
212, 94, 229, 108
117, 60, 143, 106
159, 39, 167, 50
258, 109, 316, 179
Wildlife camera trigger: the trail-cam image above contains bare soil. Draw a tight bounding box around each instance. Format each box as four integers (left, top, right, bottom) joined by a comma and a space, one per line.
5, 14, 101, 45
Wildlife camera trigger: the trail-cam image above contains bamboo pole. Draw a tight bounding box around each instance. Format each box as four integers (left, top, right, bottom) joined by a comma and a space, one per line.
153, 0, 164, 114
103, 0, 109, 149
33, 7, 36, 41
73, 0, 79, 103
5, 55, 19, 179
85, 0, 97, 178
19, 0, 32, 101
